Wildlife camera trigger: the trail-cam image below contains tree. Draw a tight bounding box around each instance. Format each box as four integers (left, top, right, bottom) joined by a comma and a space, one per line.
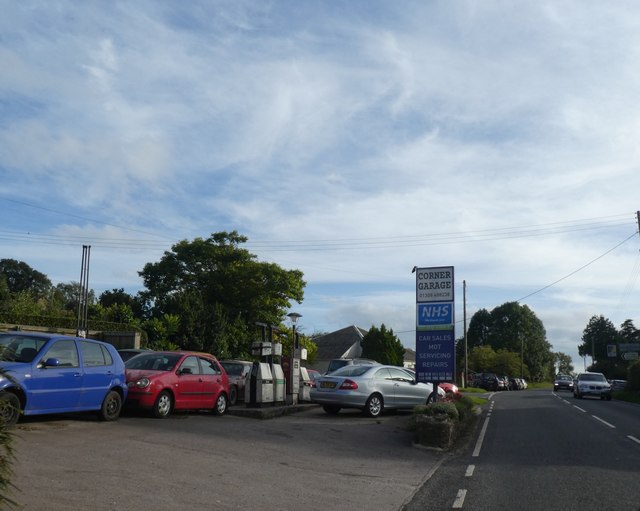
0, 258, 51, 299
467, 301, 553, 381
139, 231, 305, 356
361, 324, 405, 366
554, 352, 574, 375
619, 319, 639, 342
578, 315, 619, 364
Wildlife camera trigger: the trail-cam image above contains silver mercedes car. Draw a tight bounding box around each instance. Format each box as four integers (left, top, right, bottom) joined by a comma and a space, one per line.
310, 364, 446, 418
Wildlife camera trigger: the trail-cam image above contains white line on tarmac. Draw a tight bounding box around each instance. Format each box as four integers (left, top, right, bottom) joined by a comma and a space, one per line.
472, 415, 490, 457
592, 415, 616, 429
452, 489, 467, 509
628, 435, 640, 445
465, 465, 475, 477
573, 406, 587, 413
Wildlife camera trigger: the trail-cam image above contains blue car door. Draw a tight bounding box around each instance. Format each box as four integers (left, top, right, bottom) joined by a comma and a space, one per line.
77, 340, 115, 409
26, 339, 84, 413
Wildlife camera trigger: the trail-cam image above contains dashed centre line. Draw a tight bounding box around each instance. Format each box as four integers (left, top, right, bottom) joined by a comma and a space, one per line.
452, 489, 467, 509
465, 465, 475, 477
592, 415, 616, 429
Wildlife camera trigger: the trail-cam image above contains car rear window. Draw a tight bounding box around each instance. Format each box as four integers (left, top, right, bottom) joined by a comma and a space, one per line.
330, 365, 373, 377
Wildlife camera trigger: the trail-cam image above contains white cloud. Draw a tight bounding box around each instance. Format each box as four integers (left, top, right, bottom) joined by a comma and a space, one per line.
1, 1, 640, 369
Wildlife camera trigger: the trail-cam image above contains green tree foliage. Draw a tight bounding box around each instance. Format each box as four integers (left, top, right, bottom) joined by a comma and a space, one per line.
467, 301, 553, 381
619, 319, 639, 342
138, 231, 305, 356
628, 360, 640, 391
554, 352, 574, 375
0, 258, 51, 299
361, 324, 405, 366
577, 315, 629, 378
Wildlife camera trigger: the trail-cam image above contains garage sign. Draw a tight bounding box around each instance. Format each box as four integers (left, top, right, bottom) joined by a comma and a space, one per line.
415, 266, 455, 383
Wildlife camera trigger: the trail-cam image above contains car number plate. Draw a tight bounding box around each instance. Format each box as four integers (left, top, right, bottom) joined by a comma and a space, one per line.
320, 381, 336, 389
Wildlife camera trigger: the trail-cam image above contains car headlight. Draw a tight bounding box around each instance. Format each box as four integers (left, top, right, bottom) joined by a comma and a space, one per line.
132, 377, 150, 389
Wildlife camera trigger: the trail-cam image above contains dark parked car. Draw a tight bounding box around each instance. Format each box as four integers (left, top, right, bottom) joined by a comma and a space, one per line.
0, 331, 127, 426
219, 359, 253, 405
553, 374, 574, 392
125, 351, 230, 417
475, 372, 500, 391
117, 348, 152, 362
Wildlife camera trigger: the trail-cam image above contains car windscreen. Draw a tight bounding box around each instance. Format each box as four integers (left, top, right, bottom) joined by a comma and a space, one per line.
0, 334, 48, 362
125, 353, 182, 371
220, 362, 246, 376
580, 373, 606, 382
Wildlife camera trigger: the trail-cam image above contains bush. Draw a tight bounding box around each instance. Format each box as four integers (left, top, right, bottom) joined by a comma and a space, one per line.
627, 360, 640, 391
412, 396, 479, 450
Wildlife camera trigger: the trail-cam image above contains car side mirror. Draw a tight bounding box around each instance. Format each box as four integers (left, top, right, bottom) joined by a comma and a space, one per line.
43, 358, 61, 367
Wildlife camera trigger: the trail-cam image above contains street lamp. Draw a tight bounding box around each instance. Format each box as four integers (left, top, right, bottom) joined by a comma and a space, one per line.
286, 312, 302, 405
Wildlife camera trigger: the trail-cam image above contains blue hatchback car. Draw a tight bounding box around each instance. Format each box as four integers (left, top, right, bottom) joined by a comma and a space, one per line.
0, 331, 128, 426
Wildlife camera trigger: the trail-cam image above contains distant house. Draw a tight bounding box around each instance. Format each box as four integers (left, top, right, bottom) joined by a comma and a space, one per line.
309, 325, 416, 372
310, 325, 368, 373
403, 348, 416, 370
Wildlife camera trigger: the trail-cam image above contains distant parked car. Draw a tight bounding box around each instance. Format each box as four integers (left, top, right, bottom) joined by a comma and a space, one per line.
573, 372, 611, 400
325, 358, 380, 374
553, 374, 574, 392
306, 369, 321, 387
219, 360, 253, 405
311, 364, 446, 418
476, 373, 500, 392
117, 348, 152, 362
508, 377, 522, 390
0, 331, 127, 426
125, 351, 229, 417
610, 379, 627, 391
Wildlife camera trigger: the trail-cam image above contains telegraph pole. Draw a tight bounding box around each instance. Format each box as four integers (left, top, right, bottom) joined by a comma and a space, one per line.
463, 280, 468, 388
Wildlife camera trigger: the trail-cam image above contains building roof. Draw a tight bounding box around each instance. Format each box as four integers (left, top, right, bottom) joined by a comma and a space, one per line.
312, 325, 368, 360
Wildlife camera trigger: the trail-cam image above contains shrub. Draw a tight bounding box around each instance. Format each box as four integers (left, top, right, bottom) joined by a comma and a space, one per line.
414, 402, 459, 421
628, 360, 640, 391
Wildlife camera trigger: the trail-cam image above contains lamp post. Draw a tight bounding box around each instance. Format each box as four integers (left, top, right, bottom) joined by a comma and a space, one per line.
286, 312, 302, 405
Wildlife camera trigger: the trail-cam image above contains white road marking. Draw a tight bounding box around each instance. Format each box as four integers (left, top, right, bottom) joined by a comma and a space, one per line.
472, 415, 490, 457
573, 406, 587, 413
465, 465, 475, 477
592, 415, 616, 429
628, 435, 640, 445
452, 489, 467, 509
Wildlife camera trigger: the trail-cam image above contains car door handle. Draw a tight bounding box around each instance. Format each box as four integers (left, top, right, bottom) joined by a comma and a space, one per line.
73, 373, 82, 377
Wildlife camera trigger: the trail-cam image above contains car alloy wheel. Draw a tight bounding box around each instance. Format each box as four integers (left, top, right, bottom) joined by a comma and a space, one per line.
214, 393, 227, 416
364, 394, 383, 418
153, 391, 173, 418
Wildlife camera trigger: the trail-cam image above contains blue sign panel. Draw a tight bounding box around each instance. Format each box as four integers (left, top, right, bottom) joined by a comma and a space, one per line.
417, 302, 453, 330
415, 329, 455, 382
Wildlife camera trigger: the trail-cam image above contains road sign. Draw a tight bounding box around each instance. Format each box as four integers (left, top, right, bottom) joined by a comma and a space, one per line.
621, 352, 639, 361
619, 343, 640, 352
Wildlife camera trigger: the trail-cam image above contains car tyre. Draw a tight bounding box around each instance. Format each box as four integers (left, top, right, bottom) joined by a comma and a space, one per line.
0, 392, 20, 427
229, 385, 238, 406
153, 390, 173, 418
100, 390, 122, 421
213, 393, 228, 416
364, 394, 383, 418
322, 405, 341, 415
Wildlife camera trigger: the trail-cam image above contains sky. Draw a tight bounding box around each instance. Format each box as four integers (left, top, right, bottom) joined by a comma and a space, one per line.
2, 1, 640, 372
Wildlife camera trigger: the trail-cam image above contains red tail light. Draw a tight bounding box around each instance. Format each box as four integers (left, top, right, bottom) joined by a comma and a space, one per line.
339, 379, 358, 390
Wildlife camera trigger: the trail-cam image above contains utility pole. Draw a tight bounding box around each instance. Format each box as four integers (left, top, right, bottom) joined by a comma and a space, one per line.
463, 280, 468, 388
637, 210, 640, 236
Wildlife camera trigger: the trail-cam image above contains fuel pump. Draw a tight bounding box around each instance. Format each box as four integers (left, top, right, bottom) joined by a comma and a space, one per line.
245, 324, 274, 407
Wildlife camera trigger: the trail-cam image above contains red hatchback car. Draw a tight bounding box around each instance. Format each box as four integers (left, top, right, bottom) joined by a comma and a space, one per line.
124, 351, 230, 418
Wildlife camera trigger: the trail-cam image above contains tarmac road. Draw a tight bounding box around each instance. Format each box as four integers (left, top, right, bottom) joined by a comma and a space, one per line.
9, 405, 444, 510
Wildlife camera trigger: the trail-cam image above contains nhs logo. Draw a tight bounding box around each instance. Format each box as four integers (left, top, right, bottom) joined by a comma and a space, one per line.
417, 302, 453, 327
